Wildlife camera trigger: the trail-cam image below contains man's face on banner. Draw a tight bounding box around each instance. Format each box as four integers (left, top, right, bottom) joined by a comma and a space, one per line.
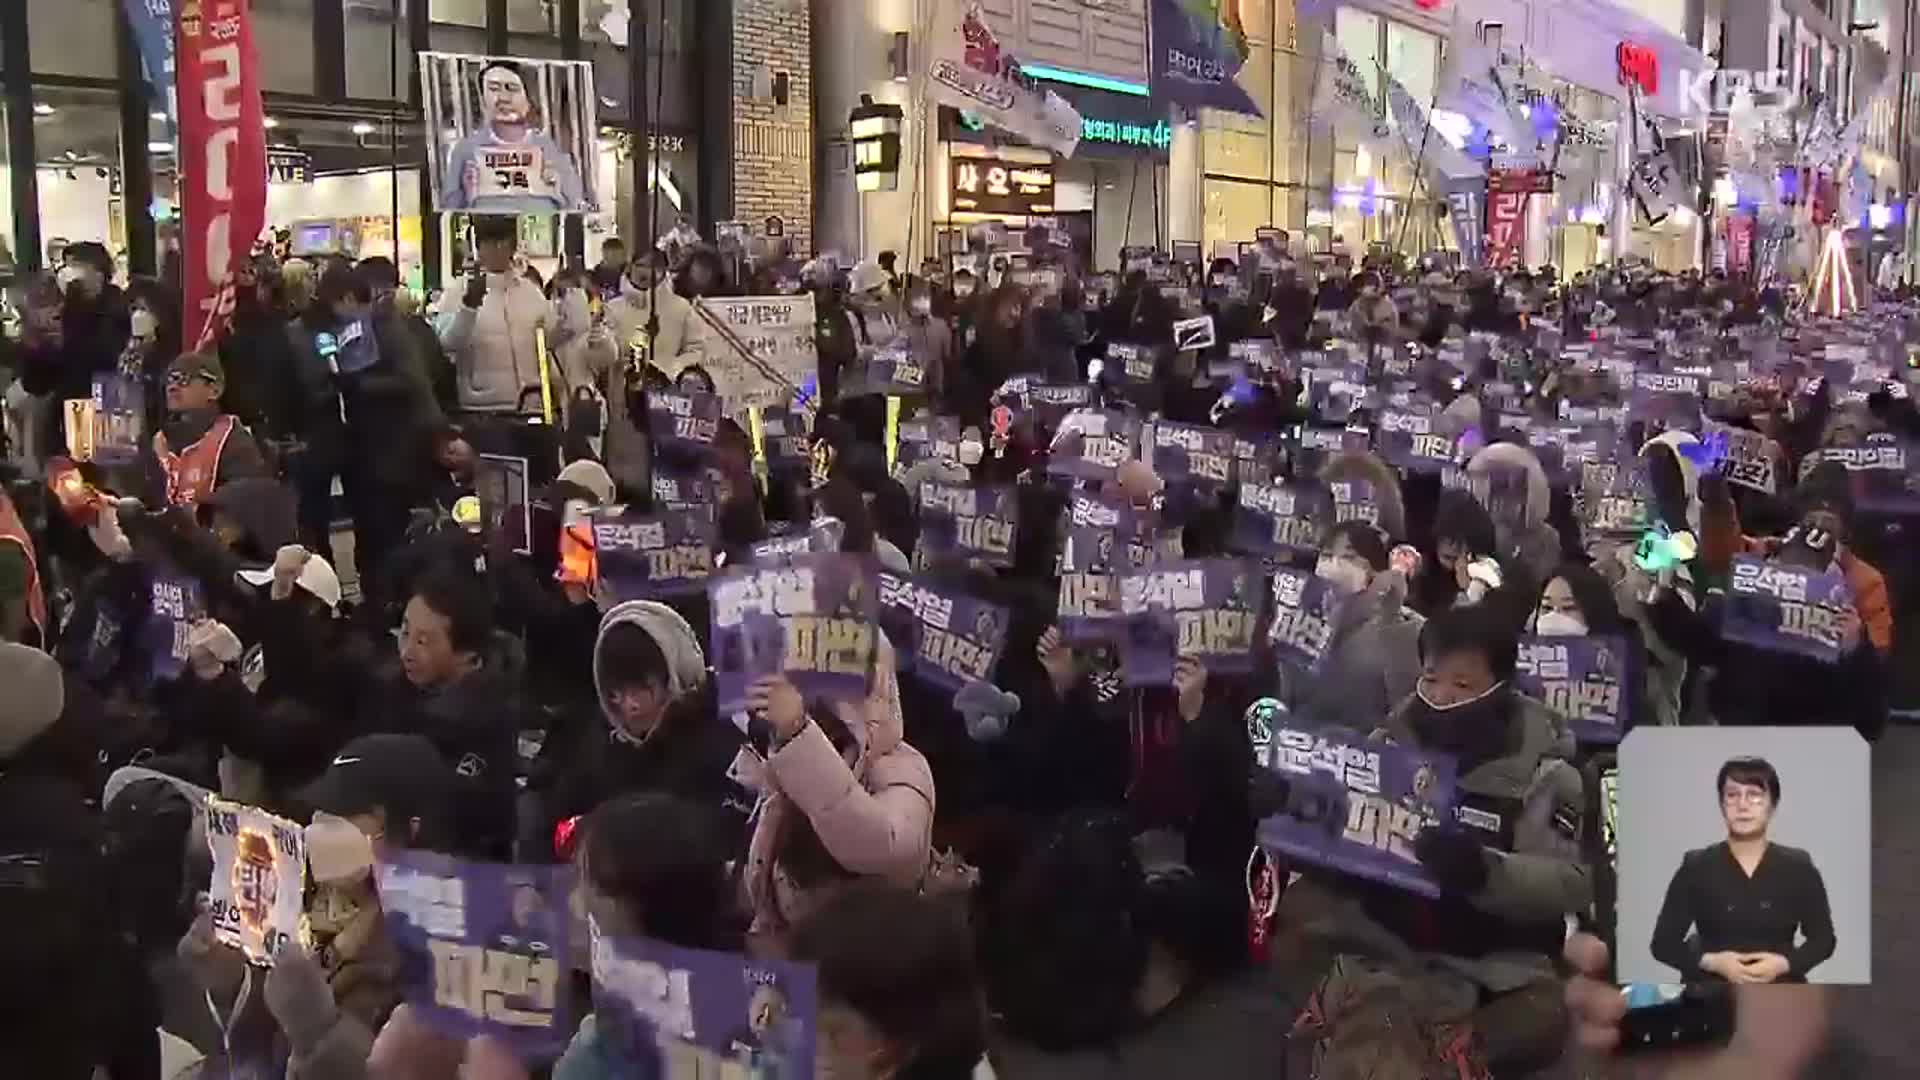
483, 66, 532, 126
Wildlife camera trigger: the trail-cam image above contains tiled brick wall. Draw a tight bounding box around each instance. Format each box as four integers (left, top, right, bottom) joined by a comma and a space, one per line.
732, 0, 814, 255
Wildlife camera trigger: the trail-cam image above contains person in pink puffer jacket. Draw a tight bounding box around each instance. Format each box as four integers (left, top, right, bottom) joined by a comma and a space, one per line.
741, 633, 934, 945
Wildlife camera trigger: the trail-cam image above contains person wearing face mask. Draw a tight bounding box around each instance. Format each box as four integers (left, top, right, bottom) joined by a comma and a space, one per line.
14, 241, 131, 460
1271, 602, 1589, 1075
896, 283, 952, 410
532, 601, 751, 864
595, 249, 705, 494
118, 278, 183, 442
1275, 522, 1425, 733
952, 285, 1033, 427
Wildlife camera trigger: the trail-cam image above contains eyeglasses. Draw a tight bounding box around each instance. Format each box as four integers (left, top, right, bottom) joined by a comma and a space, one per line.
165, 371, 213, 388
1722, 789, 1771, 807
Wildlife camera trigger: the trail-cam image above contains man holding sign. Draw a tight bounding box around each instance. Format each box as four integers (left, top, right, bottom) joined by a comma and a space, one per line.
1265, 605, 1588, 1075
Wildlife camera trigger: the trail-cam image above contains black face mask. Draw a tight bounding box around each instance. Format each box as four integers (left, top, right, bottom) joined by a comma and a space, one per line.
1408, 683, 1513, 769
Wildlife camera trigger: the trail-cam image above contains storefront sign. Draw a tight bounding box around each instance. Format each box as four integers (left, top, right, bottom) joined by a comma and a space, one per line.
177, 0, 268, 350
1149, 0, 1262, 117
952, 157, 1055, 216
1616, 43, 1659, 96
267, 148, 310, 185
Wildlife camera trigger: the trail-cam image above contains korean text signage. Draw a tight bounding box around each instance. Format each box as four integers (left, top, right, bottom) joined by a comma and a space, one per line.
177, 0, 268, 350
951, 157, 1055, 216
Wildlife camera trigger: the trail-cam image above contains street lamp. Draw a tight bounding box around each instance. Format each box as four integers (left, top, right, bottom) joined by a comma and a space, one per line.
851, 94, 905, 193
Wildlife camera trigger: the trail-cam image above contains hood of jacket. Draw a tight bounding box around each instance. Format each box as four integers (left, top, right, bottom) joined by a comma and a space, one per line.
1321, 449, 1408, 542
1639, 428, 1702, 532
1465, 440, 1552, 531
0, 643, 64, 761
593, 601, 707, 742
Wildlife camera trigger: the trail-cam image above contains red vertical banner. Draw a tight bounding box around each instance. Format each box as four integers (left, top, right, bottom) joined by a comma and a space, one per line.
175, 1, 266, 351
1726, 213, 1754, 278
1484, 169, 1531, 269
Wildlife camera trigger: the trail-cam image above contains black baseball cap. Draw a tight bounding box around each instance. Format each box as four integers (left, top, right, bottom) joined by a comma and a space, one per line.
298, 734, 454, 823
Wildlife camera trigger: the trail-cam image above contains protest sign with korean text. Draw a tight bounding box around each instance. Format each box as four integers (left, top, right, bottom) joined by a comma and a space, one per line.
646, 390, 723, 454
1723, 556, 1856, 663
709, 554, 880, 714
1256, 729, 1458, 897
593, 508, 716, 600
377, 851, 581, 1060
917, 482, 1018, 568
1151, 420, 1235, 489
695, 295, 819, 417
591, 927, 820, 1079
206, 797, 307, 966
1375, 407, 1456, 474
1046, 409, 1135, 484
1118, 559, 1264, 685
144, 570, 205, 685
1513, 635, 1632, 743
1057, 493, 1133, 645
877, 572, 1010, 694
1233, 481, 1327, 560
1267, 567, 1341, 673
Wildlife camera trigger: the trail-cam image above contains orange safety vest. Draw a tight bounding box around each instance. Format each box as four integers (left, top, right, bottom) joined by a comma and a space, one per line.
0, 492, 48, 647
154, 414, 238, 508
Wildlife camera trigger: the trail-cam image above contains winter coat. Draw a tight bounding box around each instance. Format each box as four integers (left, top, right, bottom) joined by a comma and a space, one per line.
591, 282, 707, 492
1319, 450, 1408, 544
341, 306, 445, 494
1463, 440, 1563, 590
1276, 571, 1424, 733
435, 272, 557, 412
989, 971, 1300, 1079
744, 632, 935, 938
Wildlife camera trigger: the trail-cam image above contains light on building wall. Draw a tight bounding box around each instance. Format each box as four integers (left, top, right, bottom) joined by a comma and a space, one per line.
1870, 203, 1893, 229
147, 141, 174, 154
1671, 205, 1696, 227
263, 117, 280, 129
1355, 145, 1372, 178
351, 122, 376, 136
32, 102, 54, 116
850, 93, 905, 193
1712, 176, 1738, 204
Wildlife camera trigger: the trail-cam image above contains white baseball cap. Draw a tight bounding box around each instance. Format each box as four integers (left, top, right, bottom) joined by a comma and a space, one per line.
238, 554, 343, 610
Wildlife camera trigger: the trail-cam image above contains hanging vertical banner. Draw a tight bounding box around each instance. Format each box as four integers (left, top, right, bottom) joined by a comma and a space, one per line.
1726, 212, 1754, 277
176, 0, 268, 350
1150, 0, 1263, 118
1484, 168, 1532, 269
1382, 64, 1483, 182
925, 1, 1083, 157
1443, 174, 1488, 269
123, 0, 177, 120
1308, 31, 1393, 152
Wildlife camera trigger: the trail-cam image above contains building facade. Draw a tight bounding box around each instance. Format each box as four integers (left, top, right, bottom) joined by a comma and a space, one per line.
0, 0, 800, 289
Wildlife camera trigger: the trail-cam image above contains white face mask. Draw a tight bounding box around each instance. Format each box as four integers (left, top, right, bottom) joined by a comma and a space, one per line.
306, 813, 375, 883
56, 265, 85, 290
1534, 610, 1587, 637
958, 438, 984, 466
130, 309, 159, 340
953, 282, 975, 299
1415, 679, 1506, 713
1314, 555, 1370, 596
909, 296, 933, 317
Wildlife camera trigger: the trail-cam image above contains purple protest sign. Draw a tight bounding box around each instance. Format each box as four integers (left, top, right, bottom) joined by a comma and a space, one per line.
1306, 365, 1370, 424
1230, 431, 1283, 488
877, 572, 1010, 694
709, 554, 880, 714
1233, 482, 1327, 560
1800, 437, 1920, 514
92, 373, 145, 466
891, 415, 961, 481
1723, 556, 1856, 664
1028, 382, 1095, 428
1374, 408, 1456, 474
1150, 421, 1235, 489
758, 404, 810, 471
916, 483, 1018, 568
143, 570, 203, 685
375, 851, 583, 1062
1326, 478, 1383, 530
1046, 409, 1136, 484
652, 468, 715, 511
1266, 567, 1340, 673
590, 930, 819, 1079
1514, 635, 1632, 743
1709, 422, 1782, 495
1582, 466, 1649, 538
1109, 341, 1160, 385
593, 508, 718, 600
1292, 425, 1370, 479
864, 341, 929, 397
1628, 371, 1703, 433
1117, 559, 1264, 685
1256, 727, 1458, 898
647, 390, 724, 454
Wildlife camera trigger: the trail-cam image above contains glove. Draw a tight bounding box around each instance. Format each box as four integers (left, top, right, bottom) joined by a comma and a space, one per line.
187, 619, 244, 680
954, 679, 1021, 742
270, 544, 312, 601
264, 940, 340, 1053
1413, 825, 1490, 895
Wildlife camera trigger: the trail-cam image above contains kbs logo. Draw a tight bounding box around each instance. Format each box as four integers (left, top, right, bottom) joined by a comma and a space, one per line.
1616, 43, 1660, 97
1675, 68, 1794, 115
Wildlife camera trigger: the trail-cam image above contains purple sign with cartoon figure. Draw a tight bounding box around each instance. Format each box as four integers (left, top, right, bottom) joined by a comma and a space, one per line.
1057, 493, 1135, 645
877, 572, 1010, 694
1233, 481, 1327, 560
591, 930, 819, 1080
593, 508, 717, 600
1722, 555, 1856, 664
1117, 559, 1263, 685
1514, 635, 1632, 743
375, 851, 582, 1061
917, 483, 1018, 568
709, 554, 880, 715
1256, 728, 1459, 897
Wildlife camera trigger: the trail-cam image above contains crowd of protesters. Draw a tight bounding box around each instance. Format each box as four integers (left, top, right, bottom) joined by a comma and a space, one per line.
0, 216, 1897, 1078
